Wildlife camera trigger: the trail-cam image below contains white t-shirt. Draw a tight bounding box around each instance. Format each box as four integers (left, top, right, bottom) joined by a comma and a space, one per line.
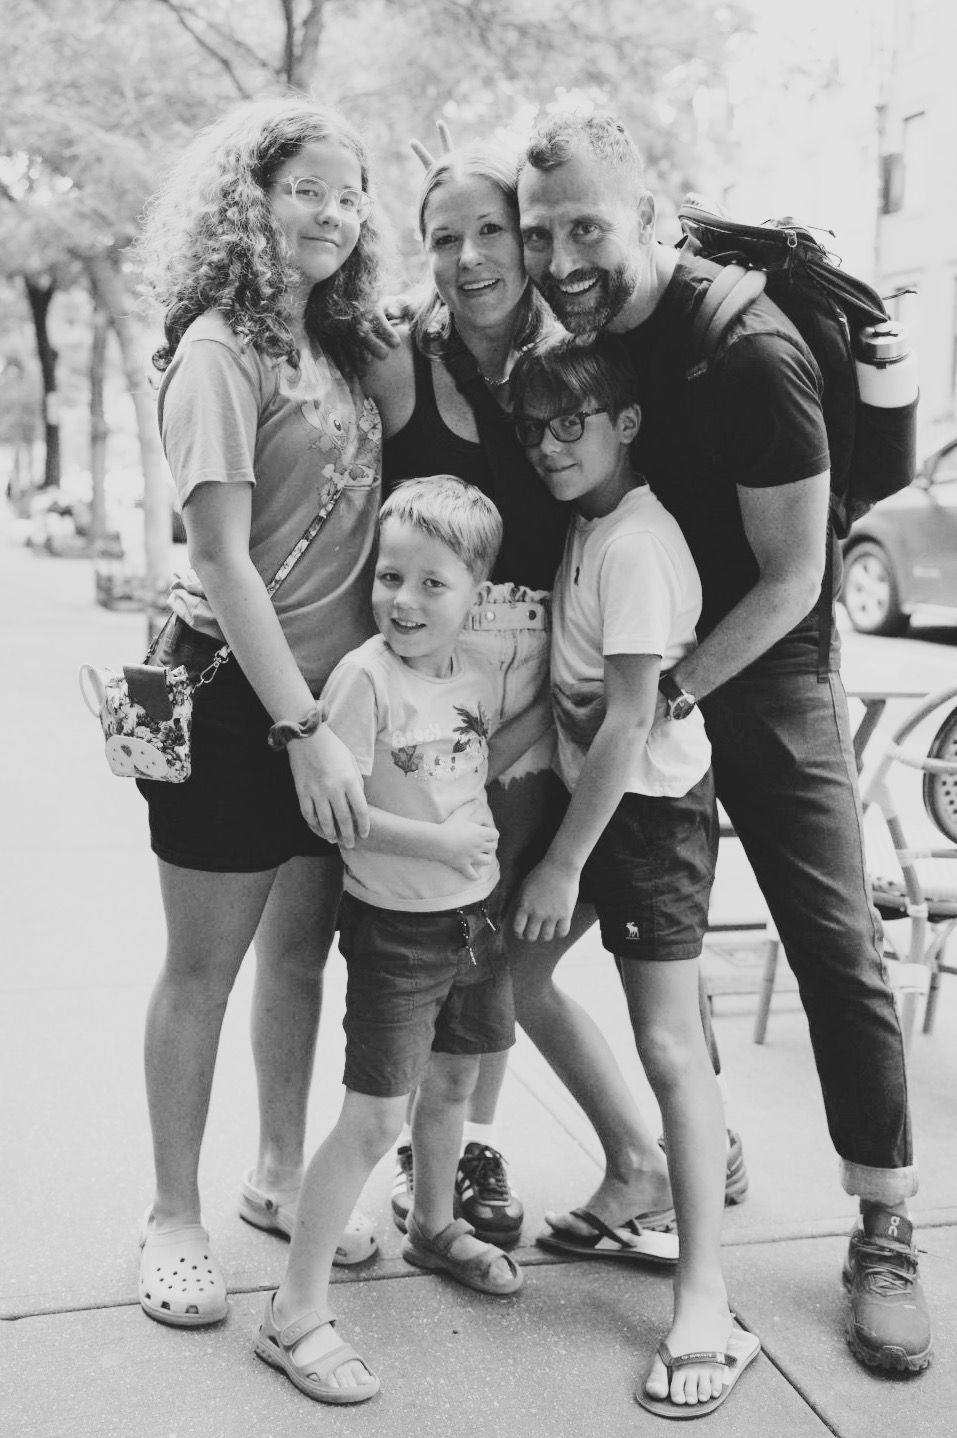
321, 635, 501, 911
551, 485, 711, 797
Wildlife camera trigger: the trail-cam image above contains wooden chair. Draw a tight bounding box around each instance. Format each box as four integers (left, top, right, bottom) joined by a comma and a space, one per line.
753, 686, 957, 1046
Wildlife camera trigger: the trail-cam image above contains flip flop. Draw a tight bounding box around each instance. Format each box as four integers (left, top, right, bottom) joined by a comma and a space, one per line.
138, 1209, 227, 1327
238, 1171, 378, 1266
635, 1324, 761, 1419
536, 1208, 679, 1266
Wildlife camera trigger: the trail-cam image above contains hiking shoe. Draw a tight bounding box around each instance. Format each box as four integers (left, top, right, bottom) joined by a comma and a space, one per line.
454, 1143, 524, 1248
843, 1211, 932, 1374
391, 1143, 414, 1234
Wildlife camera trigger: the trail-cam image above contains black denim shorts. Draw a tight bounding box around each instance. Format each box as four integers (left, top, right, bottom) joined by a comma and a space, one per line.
137, 619, 337, 873
337, 889, 515, 1097
546, 769, 718, 961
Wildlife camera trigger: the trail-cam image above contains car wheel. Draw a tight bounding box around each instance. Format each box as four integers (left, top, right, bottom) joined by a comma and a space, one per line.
841, 541, 908, 636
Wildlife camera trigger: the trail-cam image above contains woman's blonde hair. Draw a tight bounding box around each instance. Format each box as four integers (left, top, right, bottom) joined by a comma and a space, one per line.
141, 95, 382, 376
412, 141, 551, 359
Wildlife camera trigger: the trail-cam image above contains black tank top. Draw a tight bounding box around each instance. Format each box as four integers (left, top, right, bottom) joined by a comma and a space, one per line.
383, 344, 569, 591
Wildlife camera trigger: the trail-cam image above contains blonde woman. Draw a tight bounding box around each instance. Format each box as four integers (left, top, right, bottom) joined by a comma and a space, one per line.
136, 96, 383, 1327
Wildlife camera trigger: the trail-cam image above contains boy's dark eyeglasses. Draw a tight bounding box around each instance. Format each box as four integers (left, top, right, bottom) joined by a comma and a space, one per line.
514, 407, 608, 447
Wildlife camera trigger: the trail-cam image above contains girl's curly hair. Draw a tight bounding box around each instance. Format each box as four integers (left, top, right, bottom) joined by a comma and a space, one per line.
413, 141, 553, 360
140, 95, 382, 378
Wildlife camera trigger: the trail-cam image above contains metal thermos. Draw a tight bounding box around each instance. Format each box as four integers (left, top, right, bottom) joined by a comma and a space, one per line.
855, 322, 919, 408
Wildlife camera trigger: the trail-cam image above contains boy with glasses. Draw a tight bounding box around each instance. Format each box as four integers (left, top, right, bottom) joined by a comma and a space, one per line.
510, 336, 760, 1416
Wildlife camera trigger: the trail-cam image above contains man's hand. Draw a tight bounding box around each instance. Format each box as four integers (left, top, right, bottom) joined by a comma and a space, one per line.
409, 119, 454, 170
513, 858, 581, 943
287, 725, 369, 847
437, 807, 497, 879
358, 300, 407, 360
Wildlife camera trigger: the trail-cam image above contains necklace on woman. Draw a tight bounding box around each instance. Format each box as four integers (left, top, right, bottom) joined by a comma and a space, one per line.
478, 337, 537, 387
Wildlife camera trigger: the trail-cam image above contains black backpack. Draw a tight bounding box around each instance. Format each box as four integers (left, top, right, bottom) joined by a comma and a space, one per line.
677, 202, 918, 539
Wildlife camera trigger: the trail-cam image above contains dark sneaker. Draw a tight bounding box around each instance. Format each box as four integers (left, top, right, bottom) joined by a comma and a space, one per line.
454, 1143, 524, 1248
391, 1143, 414, 1234
843, 1211, 932, 1374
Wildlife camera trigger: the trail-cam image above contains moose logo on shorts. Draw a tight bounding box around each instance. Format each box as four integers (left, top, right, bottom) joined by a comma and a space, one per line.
623, 921, 641, 941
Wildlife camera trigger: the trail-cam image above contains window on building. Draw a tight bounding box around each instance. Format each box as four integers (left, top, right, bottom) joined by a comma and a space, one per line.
902, 111, 927, 210
881, 152, 903, 214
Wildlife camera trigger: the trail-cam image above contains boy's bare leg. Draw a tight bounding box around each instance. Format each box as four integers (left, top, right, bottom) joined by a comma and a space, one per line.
466, 1049, 509, 1124
272, 1089, 406, 1389
509, 916, 672, 1222
411, 1051, 515, 1284
621, 956, 731, 1408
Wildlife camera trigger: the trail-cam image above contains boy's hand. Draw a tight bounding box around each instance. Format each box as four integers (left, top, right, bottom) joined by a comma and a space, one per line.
513, 858, 580, 942
437, 807, 497, 879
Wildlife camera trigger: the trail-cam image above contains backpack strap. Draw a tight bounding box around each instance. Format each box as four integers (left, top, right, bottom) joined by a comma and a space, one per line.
690, 264, 768, 369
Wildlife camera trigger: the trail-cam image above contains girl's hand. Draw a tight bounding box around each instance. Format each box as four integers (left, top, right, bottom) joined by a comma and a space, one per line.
513, 858, 580, 943
437, 808, 497, 879
287, 725, 369, 847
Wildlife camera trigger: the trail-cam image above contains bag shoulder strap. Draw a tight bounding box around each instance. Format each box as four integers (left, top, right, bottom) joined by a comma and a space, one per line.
690, 264, 768, 367
148, 479, 347, 670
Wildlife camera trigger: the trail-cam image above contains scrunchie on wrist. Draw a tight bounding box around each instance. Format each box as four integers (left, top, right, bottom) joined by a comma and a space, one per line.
266, 700, 327, 751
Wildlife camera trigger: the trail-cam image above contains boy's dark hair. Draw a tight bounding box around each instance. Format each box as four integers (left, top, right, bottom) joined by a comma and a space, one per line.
510, 334, 641, 424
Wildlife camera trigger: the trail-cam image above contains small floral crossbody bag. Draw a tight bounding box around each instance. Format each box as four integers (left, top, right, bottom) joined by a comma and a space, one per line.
79, 479, 344, 783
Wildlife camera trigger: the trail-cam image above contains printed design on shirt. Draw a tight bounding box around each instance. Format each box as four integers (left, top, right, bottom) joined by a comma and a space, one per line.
552, 681, 605, 750
279, 355, 380, 492
452, 703, 490, 751
388, 699, 489, 782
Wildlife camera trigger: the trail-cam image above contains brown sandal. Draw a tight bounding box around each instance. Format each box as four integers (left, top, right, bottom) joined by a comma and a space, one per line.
402, 1215, 523, 1295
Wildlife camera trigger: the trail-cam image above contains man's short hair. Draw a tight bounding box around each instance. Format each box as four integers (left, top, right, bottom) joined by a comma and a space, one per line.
522, 107, 645, 193
511, 335, 641, 426
379, 476, 503, 582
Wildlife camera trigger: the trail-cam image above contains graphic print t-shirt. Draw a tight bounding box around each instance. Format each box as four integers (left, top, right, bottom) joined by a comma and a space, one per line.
551, 486, 711, 798
321, 635, 501, 911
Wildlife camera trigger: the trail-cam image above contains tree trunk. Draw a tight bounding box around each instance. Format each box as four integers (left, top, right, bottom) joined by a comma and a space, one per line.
85, 249, 171, 628
88, 293, 110, 552
284, 0, 325, 90
23, 276, 61, 490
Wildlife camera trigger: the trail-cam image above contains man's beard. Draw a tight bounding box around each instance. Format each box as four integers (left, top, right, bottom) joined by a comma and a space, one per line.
536, 262, 638, 334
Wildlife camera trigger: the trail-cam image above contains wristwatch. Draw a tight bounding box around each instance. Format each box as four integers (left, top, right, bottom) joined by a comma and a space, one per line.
658, 670, 698, 721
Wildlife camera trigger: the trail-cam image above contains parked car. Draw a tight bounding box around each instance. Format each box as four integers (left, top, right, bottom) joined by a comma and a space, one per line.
840, 434, 957, 635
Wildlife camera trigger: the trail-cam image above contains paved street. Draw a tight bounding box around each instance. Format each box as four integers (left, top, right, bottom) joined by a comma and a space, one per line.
2, 528, 957, 1437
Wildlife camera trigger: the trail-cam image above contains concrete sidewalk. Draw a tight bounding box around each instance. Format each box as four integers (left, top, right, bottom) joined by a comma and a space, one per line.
3, 532, 956, 1437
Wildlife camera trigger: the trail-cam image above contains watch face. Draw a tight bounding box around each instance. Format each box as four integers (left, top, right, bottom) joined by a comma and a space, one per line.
670, 694, 697, 720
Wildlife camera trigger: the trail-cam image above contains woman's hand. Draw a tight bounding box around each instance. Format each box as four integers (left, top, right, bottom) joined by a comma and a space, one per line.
287, 725, 370, 847
513, 857, 581, 943
436, 807, 498, 879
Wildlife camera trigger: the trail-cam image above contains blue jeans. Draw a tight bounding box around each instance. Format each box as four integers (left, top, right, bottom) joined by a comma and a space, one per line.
702, 667, 916, 1205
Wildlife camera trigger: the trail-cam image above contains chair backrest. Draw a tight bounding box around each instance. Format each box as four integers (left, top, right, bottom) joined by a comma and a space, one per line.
925, 704, 957, 843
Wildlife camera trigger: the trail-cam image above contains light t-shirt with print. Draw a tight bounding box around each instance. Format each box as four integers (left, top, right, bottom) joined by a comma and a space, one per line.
321, 635, 501, 911
551, 484, 711, 798
159, 310, 381, 694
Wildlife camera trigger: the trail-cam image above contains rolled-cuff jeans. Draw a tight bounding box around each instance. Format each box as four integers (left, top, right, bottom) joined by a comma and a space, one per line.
702, 666, 917, 1206
458, 583, 555, 911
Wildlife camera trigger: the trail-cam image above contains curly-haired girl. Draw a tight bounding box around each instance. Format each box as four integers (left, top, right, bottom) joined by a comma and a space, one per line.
135, 95, 383, 1336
